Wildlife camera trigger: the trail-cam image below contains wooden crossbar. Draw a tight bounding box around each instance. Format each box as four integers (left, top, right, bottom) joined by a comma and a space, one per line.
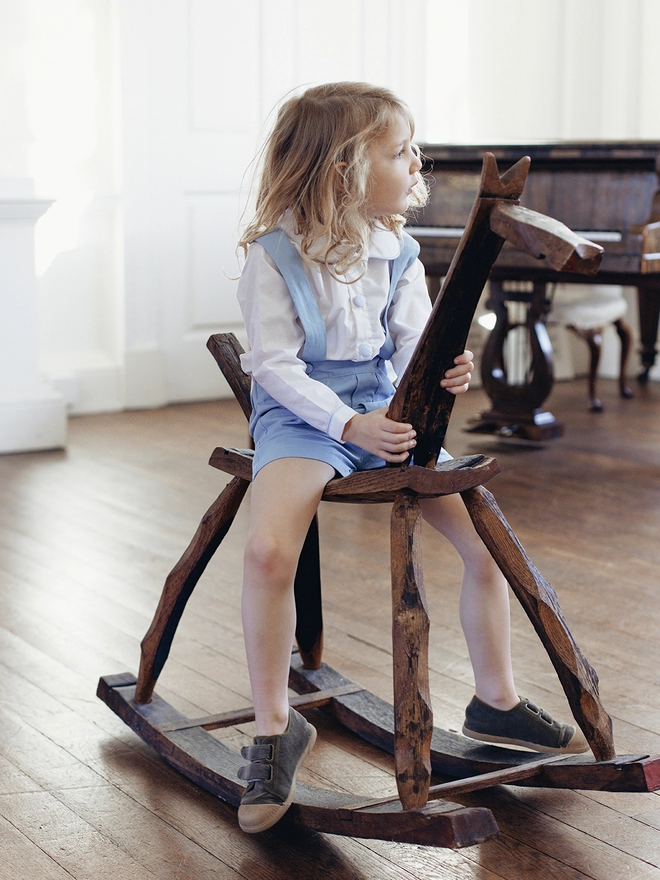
157, 684, 363, 732
345, 754, 568, 812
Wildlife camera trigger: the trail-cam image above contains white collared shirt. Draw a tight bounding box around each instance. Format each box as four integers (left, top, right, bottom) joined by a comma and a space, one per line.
237, 221, 430, 440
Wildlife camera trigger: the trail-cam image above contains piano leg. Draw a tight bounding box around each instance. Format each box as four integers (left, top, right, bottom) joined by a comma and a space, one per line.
636, 280, 660, 384
467, 279, 564, 441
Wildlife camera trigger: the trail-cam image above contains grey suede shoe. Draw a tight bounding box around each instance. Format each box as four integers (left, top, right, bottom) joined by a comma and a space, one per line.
462, 696, 590, 754
237, 707, 317, 833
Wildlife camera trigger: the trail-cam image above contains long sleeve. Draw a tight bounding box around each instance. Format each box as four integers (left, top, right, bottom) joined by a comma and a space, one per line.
237, 228, 431, 439
386, 257, 431, 380
237, 243, 357, 439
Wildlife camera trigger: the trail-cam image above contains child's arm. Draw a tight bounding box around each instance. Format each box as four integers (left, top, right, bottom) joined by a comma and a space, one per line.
341, 351, 473, 461
238, 243, 357, 439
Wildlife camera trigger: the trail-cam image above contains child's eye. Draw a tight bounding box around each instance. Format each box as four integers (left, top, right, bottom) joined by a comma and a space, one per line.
394, 149, 404, 159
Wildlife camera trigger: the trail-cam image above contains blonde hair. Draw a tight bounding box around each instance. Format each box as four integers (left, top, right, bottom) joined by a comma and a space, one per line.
239, 82, 428, 275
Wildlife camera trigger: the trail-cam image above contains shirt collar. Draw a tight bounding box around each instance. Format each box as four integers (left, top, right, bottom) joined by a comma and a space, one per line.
368, 223, 404, 260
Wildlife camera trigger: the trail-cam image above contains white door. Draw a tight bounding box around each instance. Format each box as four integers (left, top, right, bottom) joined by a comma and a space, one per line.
119, 0, 426, 407
120, 0, 264, 405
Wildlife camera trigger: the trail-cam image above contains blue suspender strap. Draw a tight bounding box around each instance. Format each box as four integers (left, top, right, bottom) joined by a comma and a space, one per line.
255, 229, 327, 363
390, 231, 421, 294
379, 230, 421, 359
255, 227, 420, 363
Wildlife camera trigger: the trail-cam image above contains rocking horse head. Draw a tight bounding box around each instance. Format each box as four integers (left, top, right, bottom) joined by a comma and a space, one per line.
389, 153, 604, 467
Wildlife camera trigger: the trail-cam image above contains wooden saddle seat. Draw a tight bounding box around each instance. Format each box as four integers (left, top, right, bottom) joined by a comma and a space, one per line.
97, 154, 660, 851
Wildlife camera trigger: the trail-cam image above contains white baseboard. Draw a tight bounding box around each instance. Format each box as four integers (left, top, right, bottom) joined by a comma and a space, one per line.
45, 354, 124, 415
0, 391, 67, 453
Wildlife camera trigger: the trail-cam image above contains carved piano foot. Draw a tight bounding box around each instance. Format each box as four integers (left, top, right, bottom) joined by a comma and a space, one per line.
465, 408, 564, 442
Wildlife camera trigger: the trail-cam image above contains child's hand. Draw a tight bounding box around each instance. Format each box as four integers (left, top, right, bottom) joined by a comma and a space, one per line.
341, 408, 416, 462
440, 350, 473, 395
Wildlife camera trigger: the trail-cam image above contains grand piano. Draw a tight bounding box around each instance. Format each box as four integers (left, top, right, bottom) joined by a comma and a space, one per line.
409, 142, 660, 439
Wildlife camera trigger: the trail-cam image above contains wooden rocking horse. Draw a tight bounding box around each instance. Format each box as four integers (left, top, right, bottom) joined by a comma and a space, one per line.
98, 153, 660, 849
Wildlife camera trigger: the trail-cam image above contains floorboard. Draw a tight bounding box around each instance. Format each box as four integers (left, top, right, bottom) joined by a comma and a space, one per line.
1, 377, 659, 878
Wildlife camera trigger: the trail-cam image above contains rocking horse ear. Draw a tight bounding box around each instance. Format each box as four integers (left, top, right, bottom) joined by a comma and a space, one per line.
479, 152, 531, 200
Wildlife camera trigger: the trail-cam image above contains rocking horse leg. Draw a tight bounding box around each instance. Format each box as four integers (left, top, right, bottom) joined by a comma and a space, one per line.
136, 476, 250, 703
391, 493, 433, 809
294, 514, 324, 669
460, 485, 616, 762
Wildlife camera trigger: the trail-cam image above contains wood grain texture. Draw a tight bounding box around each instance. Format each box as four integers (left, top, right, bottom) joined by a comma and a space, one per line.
390, 494, 433, 809
287, 653, 658, 793
206, 333, 252, 419
135, 475, 249, 703
390, 153, 604, 462
489, 203, 603, 273
111, 221, 642, 851
209, 446, 502, 501
97, 675, 498, 849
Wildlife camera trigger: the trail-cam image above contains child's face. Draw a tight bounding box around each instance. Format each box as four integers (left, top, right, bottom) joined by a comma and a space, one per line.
366, 113, 422, 218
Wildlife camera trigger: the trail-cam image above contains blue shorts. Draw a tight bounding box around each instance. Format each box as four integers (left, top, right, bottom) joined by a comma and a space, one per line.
250, 358, 392, 477
249, 358, 451, 478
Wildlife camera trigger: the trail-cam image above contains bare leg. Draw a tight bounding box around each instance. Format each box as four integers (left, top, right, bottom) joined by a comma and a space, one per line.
242, 457, 335, 736
419, 493, 518, 711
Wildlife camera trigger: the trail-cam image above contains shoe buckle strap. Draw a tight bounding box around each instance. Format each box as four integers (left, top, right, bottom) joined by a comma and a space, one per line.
237, 762, 273, 782
240, 743, 274, 762
237, 742, 275, 782
522, 699, 555, 726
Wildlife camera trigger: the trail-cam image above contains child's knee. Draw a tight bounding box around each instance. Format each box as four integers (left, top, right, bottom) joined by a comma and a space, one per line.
244, 531, 297, 582
457, 534, 499, 578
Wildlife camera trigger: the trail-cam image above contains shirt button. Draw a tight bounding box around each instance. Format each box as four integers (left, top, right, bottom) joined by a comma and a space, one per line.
359, 343, 372, 357
353, 294, 366, 308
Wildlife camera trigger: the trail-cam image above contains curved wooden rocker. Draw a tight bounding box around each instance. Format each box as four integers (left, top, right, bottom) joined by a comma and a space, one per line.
97, 154, 660, 851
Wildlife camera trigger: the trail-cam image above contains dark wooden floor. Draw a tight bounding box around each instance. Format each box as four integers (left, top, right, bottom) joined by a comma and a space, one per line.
2, 377, 660, 879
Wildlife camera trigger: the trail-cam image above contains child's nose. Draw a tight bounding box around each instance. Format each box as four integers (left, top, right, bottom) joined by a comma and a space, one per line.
411, 153, 423, 174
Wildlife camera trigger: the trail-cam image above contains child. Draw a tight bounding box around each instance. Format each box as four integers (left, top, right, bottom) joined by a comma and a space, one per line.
234, 82, 587, 835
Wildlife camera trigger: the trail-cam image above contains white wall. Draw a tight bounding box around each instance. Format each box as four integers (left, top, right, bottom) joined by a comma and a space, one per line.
0, 1, 123, 415
2, 0, 659, 420
425, 0, 660, 143
117, 0, 430, 408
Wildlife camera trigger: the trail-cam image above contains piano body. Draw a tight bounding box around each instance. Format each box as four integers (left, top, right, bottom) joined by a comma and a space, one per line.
409, 142, 660, 439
